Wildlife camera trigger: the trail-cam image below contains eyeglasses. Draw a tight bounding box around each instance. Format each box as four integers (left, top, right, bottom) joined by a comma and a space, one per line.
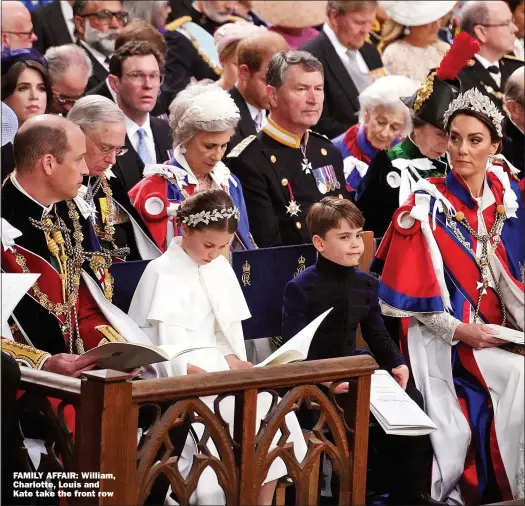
478, 20, 515, 28
78, 10, 129, 25
3, 30, 35, 38
121, 72, 165, 86
84, 131, 128, 157
53, 91, 83, 107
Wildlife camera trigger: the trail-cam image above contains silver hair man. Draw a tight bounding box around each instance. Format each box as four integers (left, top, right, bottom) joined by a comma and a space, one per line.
504, 66, 524, 133
67, 95, 127, 176
266, 50, 324, 89
122, 0, 171, 30
168, 83, 240, 147
45, 44, 93, 116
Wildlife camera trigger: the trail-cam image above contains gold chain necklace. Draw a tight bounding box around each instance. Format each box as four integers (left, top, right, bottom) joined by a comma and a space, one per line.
448, 204, 507, 325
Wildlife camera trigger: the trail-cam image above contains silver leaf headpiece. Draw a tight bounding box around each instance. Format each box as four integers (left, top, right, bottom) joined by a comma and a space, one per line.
443, 88, 504, 137
181, 207, 240, 227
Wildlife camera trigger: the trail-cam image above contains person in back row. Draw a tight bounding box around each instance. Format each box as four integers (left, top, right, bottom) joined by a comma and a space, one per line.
130, 84, 255, 252
282, 197, 438, 506
227, 50, 349, 247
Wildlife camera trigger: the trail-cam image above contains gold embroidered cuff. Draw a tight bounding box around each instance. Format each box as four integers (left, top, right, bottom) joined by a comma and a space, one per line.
96, 325, 127, 346
1, 340, 51, 369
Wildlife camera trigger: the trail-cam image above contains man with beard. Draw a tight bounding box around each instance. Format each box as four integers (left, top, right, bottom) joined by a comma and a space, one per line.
163, 1, 246, 104
73, 0, 129, 92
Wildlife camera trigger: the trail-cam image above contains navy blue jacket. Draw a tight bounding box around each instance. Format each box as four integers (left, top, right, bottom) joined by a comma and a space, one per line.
282, 254, 405, 370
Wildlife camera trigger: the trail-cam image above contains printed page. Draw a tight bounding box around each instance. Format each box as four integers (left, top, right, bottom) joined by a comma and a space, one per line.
486, 324, 524, 345
255, 308, 333, 367
370, 370, 437, 434
1, 273, 40, 327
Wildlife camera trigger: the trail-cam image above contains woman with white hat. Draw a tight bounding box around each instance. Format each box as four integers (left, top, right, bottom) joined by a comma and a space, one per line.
378, 0, 457, 81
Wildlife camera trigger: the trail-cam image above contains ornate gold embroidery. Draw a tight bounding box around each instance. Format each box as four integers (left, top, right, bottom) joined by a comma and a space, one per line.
1, 340, 50, 369
294, 255, 306, 277
413, 73, 435, 111
241, 261, 251, 287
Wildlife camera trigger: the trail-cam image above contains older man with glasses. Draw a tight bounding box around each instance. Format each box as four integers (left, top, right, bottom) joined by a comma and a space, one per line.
1, 0, 38, 50
44, 44, 93, 115
458, 0, 524, 111
73, 0, 129, 92
107, 40, 172, 192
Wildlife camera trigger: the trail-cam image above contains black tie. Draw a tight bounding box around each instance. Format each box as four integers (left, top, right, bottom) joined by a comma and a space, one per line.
487, 65, 500, 74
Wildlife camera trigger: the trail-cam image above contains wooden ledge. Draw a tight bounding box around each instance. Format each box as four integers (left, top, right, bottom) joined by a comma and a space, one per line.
20, 366, 81, 400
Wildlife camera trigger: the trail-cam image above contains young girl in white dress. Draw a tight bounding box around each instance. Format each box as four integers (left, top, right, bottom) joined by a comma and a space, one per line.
128, 189, 308, 505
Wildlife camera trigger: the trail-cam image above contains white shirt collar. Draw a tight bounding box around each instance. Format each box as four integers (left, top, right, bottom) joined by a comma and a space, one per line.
245, 101, 265, 122
323, 23, 350, 59
80, 40, 109, 70
106, 77, 119, 103
10, 173, 54, 218
475, 53, 500, 70
60, 1, 75, 42
125, 113, 152, 141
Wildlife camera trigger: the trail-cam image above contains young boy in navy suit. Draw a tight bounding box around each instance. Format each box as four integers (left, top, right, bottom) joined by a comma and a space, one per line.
282, 197, 440, 506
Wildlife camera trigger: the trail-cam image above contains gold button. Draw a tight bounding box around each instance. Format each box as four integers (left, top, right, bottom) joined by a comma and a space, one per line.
321, 148, 328, 156
496, 204, 505, 215
270, 155, 277, 163
455, 211, 464, 221
338, 194, 343, 199
281, 178, 288, 186
296, 222, 302, 229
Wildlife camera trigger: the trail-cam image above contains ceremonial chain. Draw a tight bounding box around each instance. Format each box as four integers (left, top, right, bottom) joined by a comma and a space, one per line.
447, 205, 507, 326
86, 175, 129, 261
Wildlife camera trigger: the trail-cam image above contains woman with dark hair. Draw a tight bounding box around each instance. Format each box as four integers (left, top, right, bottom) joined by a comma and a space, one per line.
128, 188, 307, 505
375, 87, 524, 504
1, 49, 51, 127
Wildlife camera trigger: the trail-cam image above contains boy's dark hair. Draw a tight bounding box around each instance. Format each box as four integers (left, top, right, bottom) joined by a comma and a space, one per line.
306, 197, 364, 238
177, 189, 238, 233
109, 40, 165, 77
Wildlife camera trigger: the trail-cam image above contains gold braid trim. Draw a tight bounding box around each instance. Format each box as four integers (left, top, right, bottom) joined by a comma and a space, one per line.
1, 340, 51, 369
179, 27, 222, 76
96, 325, 127, 346
413, 73, 435, 112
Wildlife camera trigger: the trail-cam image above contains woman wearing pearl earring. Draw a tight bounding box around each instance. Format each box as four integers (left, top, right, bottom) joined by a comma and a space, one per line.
376, 87, 524, 504
129, 84, 256, 252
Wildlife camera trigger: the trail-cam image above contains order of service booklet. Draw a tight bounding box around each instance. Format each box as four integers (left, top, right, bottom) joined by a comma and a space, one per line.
370, 370, 438, 436
255, 308, 333, 367
486, 324, 524, 345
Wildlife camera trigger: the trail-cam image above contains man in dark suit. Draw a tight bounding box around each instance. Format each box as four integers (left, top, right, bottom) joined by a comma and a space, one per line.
31, 0, 75, 54
503, 66, 524, 177
301, 0, 387, 139
73, 0, 129, 92
458, 0, 524, 111
227, 51, 350, 247
107, 41, 172, 192
227, 30, 288, 151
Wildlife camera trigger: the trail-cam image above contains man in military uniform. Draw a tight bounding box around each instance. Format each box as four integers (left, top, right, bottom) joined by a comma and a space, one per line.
227, 50, 350, 247
163, 1, 247, 103
458, 0, 524, 111
1, 115, 160, 363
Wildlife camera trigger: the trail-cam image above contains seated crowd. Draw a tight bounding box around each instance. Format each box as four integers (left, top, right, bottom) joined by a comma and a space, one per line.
1, 0, 524, 505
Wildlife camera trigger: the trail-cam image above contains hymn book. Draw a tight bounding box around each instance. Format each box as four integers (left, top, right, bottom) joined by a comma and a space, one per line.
486, 325, 524, 345
370, 370, 438, 436
81, 342, 212, 371
255, 308, 333, 367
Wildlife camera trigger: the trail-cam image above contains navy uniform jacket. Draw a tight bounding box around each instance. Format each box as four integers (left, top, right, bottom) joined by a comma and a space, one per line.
227, 119, 350, 247
282, 254, 405, 370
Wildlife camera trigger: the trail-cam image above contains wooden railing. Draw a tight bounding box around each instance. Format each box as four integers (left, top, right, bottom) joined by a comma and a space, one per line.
16, 355, 377, 506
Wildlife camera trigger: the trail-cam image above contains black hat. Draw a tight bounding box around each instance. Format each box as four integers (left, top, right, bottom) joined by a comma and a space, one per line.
401, 33, 480, 131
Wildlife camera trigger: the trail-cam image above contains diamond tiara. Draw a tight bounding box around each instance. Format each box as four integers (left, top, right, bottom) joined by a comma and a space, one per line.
181, 207, 240, 227
443, 88, 504, 137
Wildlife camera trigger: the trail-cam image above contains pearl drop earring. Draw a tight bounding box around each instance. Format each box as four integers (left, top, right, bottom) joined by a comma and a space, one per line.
403, 26, 411, 36
180, 145, 187, 154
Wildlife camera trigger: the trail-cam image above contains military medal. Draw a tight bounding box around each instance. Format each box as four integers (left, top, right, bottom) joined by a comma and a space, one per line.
312, 167, 328, 194
281, 178, 301, 216
286, 200, 301, 216
300, 138, 312, 174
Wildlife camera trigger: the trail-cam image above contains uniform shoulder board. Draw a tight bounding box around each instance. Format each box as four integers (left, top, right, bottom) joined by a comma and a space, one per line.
308, 129, 331, 142
227, 135, 257, 158
503, 54, 524, 62
165, 16, 192, 32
